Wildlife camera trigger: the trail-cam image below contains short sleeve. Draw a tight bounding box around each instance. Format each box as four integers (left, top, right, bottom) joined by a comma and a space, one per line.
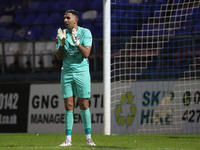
82, 29, 92, 47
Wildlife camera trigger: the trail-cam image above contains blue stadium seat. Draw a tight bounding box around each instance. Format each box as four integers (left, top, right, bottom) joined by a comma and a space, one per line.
14, 1, 29, 13
12, 14, 24, 24
77, 11, 83, 24
82, 23, 93, 32
45, 12, 61, 24
0, 28, 14, 40
0, 27, 6, 32
38, 1, 53, 12
25, 26, 42, 40
40, 25, 57, 39
21, 13, 36, 25
12, 26, 29, 40
28, 1, 41, 12
75, 0, 90, 11
92, 23, 103, 38
81, 23, 100, 37
51, 0, 66, 11
90, 0, 103, 10
64, 1, 78, 10
55, 24, 65, 32
33, 13, 48, 25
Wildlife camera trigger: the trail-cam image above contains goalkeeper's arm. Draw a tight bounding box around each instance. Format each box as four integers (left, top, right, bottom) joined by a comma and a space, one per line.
72, 28, 91, 58
76, 45, 91, 58
55, 46, 64, 60
55, 28, 66, 60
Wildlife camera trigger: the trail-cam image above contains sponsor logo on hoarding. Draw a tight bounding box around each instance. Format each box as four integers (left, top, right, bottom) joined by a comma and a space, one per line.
115, 92, 136, 128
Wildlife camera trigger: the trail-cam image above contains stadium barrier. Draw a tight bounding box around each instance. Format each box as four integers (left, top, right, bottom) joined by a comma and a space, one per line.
0, 83, 104, 133
1, 82, 199, 134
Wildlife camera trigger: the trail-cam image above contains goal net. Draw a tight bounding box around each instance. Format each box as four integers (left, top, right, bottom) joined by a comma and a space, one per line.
110, 0, 200, 134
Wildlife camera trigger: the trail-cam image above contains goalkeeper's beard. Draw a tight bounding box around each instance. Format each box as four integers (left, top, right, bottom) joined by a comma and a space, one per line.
65, 24, 73, 31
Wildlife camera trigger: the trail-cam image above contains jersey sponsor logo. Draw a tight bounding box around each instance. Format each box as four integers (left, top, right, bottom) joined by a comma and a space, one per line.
66, 48, 79, 55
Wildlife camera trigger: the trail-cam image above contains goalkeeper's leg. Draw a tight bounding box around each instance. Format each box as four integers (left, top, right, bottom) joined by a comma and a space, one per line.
75, 71, 96, 146
59, 110, 73, 146
59, 96, 74, 147
79, 98, 96, 146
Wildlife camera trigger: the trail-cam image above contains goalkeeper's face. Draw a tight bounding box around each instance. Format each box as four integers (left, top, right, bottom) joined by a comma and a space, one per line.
64, 13, 78, 30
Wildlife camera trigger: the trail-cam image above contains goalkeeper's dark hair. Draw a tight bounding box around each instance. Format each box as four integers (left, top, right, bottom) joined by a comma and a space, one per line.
65, 10, 79, 19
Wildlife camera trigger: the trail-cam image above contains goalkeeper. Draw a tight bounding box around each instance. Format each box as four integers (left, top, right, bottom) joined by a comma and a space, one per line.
55, 10, 95, 147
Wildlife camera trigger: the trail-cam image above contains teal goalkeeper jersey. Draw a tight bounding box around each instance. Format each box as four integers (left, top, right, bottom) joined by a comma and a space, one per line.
56, 26, 92, 73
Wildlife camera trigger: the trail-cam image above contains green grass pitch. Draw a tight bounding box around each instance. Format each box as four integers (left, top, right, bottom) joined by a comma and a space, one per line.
0, 133, 199, 150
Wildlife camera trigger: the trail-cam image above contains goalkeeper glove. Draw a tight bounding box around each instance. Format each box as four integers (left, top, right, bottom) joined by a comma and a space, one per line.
72, 28, 80, 46
57, 28, 66, 46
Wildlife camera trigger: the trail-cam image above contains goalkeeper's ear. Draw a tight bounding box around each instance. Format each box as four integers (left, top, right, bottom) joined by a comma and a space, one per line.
75, 18, 78, 24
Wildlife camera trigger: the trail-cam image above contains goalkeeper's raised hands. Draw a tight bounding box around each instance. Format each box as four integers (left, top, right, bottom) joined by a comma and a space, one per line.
57, 28, 66, 46
72, 28, 80, 46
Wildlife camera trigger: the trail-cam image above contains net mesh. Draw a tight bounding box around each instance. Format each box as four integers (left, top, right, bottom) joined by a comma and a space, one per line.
110, 0, 200, 134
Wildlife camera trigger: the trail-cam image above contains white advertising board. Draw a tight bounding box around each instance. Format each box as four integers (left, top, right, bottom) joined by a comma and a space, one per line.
111, 80, 200, 134
28, 83, 103, 133
27, 80, 200, 134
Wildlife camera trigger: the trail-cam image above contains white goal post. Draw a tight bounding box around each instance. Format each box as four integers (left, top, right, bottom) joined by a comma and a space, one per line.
103, 0, 111, 135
